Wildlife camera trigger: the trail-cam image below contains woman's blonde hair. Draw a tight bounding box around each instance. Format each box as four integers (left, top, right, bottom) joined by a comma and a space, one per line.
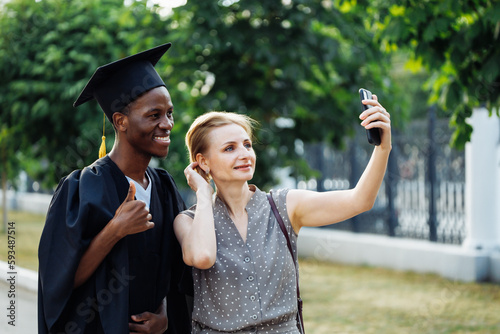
185, 111, 258, 182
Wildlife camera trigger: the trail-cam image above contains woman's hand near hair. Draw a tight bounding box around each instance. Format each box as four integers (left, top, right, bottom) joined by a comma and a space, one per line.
184, 162, 213, 194
174, 162, 217, 269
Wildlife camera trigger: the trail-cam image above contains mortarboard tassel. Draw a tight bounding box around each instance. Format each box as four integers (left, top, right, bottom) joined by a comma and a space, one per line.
99, 135, 106, 158
99, 113, 106, 158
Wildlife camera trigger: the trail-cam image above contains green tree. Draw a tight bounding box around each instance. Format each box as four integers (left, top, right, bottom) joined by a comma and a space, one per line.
0, 0, 172, 190
1, 0, 406, 201
0, 125, 22, 232
166, 0, 400, 188
0, 0, 178, 228
372, 0, 500, 148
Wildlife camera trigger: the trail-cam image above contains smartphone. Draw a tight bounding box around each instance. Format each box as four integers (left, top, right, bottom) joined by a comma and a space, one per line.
359, 88, 381, 146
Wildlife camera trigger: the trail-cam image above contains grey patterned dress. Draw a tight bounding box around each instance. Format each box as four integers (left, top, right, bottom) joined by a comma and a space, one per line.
181, 186, 301, 334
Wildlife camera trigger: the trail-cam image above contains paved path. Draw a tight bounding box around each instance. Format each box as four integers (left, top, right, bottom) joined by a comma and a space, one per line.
0, 261, 38, 333
0, 282, 37, 333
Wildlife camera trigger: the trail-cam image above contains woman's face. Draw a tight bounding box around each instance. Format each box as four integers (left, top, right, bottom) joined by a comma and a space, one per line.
201, 123, 256, 183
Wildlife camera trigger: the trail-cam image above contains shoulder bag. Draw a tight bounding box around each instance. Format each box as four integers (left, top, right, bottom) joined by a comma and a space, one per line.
267, 192, 305, 334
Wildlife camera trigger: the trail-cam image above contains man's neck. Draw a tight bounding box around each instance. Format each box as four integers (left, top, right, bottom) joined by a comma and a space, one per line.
108, 148, 151, 188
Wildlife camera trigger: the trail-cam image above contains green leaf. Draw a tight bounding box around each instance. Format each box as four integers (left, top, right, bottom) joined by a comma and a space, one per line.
423, 21, 437, 42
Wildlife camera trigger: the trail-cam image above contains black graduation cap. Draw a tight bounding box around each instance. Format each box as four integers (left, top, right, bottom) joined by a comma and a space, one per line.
73, 42, 172, 122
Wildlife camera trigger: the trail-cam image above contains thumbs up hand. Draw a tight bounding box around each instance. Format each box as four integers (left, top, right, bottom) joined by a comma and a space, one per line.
111, 182, 154, 238
124, 180, 137, 203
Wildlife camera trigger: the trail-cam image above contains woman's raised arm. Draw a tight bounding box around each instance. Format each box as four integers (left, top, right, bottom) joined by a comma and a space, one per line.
287, 94, 392, 234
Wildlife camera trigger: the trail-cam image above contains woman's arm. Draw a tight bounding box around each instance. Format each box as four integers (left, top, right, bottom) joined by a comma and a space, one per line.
174, 162, 216, 269
287, 94, 392, 233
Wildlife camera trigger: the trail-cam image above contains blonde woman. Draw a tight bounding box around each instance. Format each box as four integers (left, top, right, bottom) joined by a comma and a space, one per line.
174, 95, 391, 333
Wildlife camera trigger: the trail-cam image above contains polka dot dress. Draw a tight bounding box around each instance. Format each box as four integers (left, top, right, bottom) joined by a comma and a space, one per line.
183, 186, 301, 334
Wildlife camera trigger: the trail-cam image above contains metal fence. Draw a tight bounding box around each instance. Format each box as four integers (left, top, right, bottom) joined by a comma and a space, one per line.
299, 108, 466, 245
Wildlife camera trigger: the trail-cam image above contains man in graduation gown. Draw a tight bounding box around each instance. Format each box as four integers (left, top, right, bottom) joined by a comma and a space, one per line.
38, 43, 192, 334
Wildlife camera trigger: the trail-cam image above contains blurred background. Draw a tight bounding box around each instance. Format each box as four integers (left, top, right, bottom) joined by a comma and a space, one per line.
1, 0, 498, 246
0, 0, 499, 332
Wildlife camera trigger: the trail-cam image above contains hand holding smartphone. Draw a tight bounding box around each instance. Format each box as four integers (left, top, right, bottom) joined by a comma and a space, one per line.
359, 88, 381, 146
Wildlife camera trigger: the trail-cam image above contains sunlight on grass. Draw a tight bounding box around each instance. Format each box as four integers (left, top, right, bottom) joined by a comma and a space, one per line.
299, 259, 500, 333
0, 210, 45, 271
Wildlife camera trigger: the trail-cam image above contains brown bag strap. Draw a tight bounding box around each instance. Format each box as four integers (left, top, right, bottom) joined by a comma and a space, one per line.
267, 191, 305, 333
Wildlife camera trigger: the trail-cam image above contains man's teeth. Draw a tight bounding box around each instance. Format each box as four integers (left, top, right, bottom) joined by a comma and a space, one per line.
154, 136, 169, 142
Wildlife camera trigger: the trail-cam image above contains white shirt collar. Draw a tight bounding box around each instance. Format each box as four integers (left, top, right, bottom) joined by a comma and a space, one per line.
125, 172, 152, 210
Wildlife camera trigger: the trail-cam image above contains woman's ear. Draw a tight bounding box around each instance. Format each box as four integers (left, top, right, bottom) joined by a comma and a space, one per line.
195, 153, 209, 174
113, 112, 128, 132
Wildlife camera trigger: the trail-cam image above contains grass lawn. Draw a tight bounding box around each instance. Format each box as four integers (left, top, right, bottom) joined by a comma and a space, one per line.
0, 210, 45, 271
300, 259, 500, 333
1, 209, 499, 333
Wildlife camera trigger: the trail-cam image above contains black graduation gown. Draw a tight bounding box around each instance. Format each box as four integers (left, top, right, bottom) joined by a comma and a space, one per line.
38, 156, 192, 334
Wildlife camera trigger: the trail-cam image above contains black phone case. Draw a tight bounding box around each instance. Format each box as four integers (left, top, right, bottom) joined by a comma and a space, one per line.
359, 88, 381, 146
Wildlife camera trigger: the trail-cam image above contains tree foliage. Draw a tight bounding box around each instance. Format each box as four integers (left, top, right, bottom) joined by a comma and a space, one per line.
166, 0, 397, 188
372, 0, 500, 148
1, 0, 498, 205
0, 0, 172, 188
1, 0, 402, 191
